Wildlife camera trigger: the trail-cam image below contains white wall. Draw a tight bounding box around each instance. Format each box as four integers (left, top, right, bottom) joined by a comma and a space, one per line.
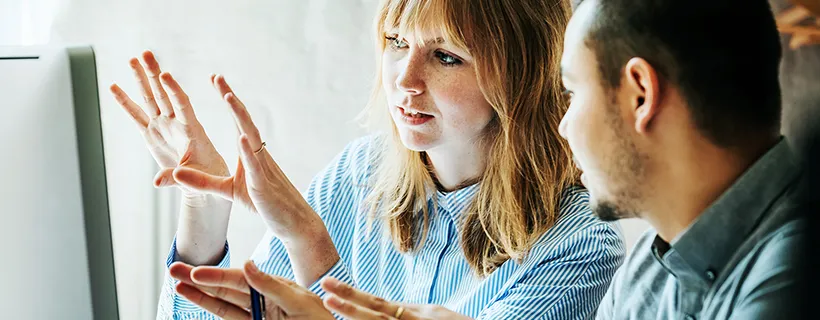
0, 0, 24, 45
25, 0, 653, 318
619, 219, 651, 254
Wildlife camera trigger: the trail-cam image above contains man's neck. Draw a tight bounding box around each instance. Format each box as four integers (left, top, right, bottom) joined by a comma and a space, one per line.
646, 138, 779, 242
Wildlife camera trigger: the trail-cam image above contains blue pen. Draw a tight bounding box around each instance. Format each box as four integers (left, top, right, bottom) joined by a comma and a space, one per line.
250, 286, 265, 320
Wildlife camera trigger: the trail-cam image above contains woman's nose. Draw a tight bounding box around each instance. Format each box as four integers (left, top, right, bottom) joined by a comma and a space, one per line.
395, 49, 426, 95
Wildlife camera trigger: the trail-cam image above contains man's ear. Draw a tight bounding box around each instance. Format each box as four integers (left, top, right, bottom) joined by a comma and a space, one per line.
623, 57, 661, 134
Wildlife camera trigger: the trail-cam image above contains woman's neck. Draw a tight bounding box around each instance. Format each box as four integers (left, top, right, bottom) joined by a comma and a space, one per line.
424, 139, 488, 192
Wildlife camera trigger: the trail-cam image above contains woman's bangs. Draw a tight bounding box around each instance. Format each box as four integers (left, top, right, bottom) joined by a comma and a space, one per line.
382, 0, 470, 51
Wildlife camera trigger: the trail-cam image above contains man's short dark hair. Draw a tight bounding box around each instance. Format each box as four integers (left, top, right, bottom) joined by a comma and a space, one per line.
578, 0, 783, 148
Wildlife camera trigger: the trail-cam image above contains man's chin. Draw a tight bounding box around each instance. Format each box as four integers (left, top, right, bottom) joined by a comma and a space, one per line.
590, 199, 633, 222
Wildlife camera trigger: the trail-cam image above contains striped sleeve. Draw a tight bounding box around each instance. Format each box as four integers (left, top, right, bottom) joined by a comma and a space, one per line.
155, 237, 231, 320
477, 222, 625, 320
593, 259, 622, 320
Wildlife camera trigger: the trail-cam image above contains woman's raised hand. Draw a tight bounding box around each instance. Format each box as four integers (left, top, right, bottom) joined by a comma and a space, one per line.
166, 79, 320, 241
113, 50, 338, 283
109, 50, 231, 197
164, 72, 339, 286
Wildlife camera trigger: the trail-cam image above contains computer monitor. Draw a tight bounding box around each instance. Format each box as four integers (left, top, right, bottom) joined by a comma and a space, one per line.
0, 46, 119, 319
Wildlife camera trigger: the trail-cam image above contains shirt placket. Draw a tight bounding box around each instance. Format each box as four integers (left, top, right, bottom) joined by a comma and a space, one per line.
665, 253, 708, 320
406, 206, 447, 303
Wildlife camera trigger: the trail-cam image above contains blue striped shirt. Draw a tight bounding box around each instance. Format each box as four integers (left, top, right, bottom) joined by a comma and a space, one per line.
157, 135, 626, 319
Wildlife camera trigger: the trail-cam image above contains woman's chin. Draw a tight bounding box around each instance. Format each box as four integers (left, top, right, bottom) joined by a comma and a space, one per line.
397, 130, 438, 152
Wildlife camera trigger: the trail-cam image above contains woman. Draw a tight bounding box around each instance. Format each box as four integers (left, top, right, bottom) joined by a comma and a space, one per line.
110, 0, 625, 318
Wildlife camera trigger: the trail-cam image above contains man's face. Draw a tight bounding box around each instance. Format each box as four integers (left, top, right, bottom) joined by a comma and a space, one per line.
558, 1, 647, 221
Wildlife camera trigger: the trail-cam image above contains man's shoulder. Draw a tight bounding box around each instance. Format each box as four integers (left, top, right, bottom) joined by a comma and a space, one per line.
726, 183, 808, 284
704, 217, 807, 318
730, 216, 806, 287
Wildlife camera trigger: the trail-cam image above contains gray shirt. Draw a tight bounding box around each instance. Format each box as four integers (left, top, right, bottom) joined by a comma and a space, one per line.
596, 140, 807, 320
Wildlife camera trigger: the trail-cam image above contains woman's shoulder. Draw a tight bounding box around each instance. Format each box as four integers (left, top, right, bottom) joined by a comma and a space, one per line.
306, 134, 386, 221
530, 186, 625, 257
326, 133, 386, 184
557, 185, 591, 214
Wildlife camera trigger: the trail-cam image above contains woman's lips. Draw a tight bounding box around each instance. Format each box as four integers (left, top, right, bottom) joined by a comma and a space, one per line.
397, 106, 433, 125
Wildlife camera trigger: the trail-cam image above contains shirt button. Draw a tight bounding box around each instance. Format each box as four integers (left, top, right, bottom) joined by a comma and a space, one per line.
705, 269, 717, 281
685, 314, 696, 320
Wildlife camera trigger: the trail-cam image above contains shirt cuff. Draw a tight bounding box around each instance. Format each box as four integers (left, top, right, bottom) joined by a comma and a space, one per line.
307, 259, 355, 299
166, 235, 231, 269
159, 236, 232, 318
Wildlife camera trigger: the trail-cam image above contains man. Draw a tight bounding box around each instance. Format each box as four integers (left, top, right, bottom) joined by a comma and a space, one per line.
559, 0, 807, 319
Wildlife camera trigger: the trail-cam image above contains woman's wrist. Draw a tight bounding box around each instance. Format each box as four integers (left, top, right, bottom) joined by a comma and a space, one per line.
181, 191, 230, 209
278, 213, 331, 249
281, 216, 341, 286
175, 192, 233, 266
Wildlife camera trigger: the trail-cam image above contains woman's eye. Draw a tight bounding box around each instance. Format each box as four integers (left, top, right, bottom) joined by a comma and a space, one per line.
385, 36, 408, 50
435, 51, 462, 66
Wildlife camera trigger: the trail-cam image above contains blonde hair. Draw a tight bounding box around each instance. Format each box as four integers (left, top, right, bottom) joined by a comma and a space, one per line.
363, 0, 579, 276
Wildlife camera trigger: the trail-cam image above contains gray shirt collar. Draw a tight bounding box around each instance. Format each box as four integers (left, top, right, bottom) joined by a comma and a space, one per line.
651, 139, 799, 284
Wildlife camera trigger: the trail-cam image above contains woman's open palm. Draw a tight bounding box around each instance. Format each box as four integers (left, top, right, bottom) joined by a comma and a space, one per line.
109, 50, 231, 195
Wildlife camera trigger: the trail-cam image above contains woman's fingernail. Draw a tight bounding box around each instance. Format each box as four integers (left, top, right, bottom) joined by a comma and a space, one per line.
246, 261, 261, 274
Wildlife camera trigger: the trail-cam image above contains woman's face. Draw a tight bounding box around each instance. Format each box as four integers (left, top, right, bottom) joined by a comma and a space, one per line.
381, 30, 495, 152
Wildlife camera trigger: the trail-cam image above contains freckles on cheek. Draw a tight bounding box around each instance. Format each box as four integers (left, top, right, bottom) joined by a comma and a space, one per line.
442, 95, 491, 130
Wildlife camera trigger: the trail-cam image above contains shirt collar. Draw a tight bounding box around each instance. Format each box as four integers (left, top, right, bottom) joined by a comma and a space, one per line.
653, 139, 800, 283
431, 183, 481, 222
432, 184, 587, 230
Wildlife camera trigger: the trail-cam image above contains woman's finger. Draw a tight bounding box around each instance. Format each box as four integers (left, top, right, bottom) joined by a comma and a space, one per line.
172, 264, 252, 310
109, 83, 149, 131
173, 167, 234, 201
321, 277, 398, 315
159, 72, 198, 125
169, 262, 197, 285
212, 75, 244, 138
223, 90, 263, 151
197, 284, 251, 310
190, 267, 253, 309
175, 283, 250, 320
190, 266, 251, 293
238, 135, 264, 187
128, 57, 161, 118
141, 50, 175, 117
153, 167, 177, 188
212, 74, 236, 99
323, 294, 400, 320
243, 261, 316, 314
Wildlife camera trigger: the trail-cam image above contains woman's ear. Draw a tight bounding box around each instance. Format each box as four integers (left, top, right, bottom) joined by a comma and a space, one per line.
623, 57, 661, 135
